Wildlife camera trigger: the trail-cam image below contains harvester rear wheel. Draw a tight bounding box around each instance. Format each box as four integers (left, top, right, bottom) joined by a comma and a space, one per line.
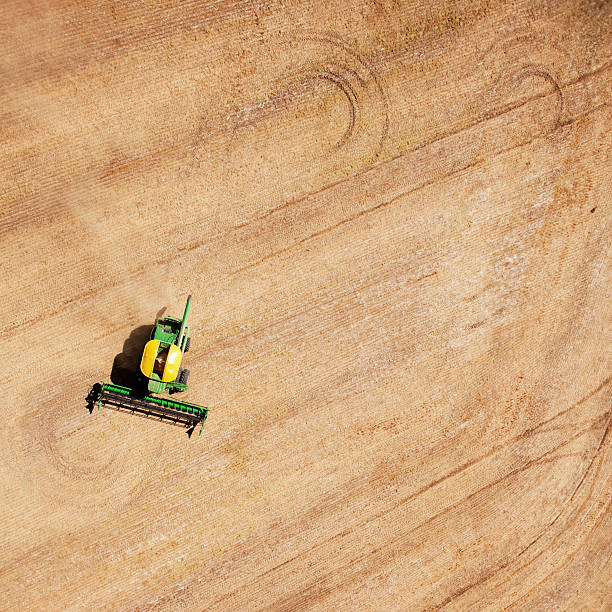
184, 337, 191, 352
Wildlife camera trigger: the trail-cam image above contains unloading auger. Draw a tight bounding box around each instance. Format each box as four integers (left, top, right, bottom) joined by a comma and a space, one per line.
89, 295, 209, 435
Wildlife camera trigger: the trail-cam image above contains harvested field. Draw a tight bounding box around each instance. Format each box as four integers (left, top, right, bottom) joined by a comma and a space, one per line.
1, 0, 610, 609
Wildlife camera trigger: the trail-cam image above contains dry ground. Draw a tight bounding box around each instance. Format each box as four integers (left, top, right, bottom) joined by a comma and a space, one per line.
1, 1, 611, 609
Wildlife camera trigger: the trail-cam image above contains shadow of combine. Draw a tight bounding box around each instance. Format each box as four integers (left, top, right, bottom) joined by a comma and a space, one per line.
109, 306, 167, 389
110, 324, 154, 390
86, 323, 153, 415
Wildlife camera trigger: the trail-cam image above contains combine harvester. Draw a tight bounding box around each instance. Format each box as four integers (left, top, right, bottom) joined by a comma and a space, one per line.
89, 295, 209, 435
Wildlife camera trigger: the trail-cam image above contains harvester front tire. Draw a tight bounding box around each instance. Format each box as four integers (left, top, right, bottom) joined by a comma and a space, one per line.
180, 369, 190, 385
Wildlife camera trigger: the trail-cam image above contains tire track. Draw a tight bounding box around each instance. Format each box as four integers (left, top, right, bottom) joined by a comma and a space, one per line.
145, 377, 611, 610
216, 411, 610, 611
432, 411, 612, 610
14, 372, 165, 515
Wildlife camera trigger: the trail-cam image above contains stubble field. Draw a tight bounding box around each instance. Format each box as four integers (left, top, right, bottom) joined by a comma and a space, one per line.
1, 1, 611, 609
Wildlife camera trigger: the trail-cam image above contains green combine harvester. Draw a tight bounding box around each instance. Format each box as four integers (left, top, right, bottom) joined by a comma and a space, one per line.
89, 295, 209, 435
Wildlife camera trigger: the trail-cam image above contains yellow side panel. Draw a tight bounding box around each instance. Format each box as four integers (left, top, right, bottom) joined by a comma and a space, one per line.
162, 344, 183, 382
140, 339, 160, 378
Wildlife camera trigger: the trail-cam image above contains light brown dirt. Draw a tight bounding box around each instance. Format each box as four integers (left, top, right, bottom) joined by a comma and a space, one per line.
1, 1, 611, 609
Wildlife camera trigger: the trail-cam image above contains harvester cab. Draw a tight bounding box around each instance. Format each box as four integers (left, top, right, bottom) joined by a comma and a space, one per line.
89, 294, 209, 435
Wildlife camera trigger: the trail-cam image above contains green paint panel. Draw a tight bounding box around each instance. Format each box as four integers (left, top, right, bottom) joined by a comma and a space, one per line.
100, 383, 207, 416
